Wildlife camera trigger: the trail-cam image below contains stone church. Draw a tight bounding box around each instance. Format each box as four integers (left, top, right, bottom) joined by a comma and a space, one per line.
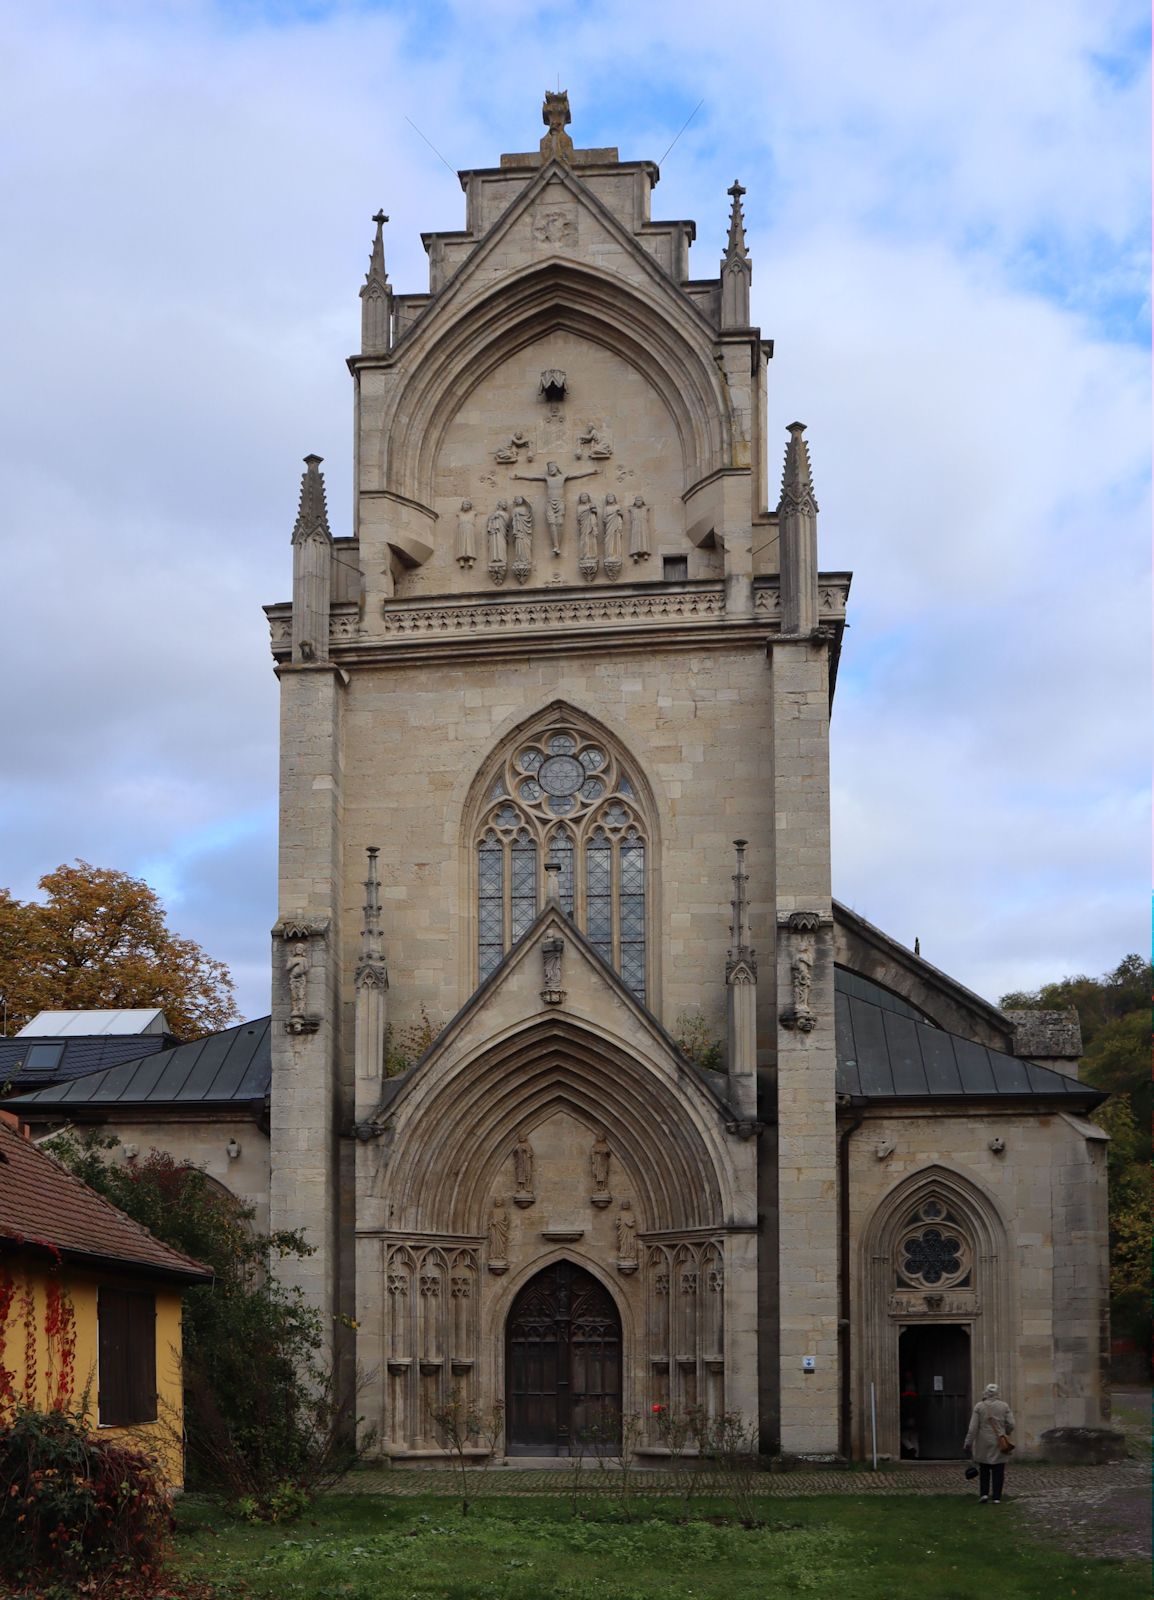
12, 94, 1110, 1463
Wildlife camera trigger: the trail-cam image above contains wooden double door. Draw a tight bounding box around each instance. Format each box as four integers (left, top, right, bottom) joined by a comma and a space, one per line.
505, 1261, 622, 1456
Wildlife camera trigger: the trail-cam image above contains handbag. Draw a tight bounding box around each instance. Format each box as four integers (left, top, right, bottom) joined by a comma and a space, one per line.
964, 1465, 979, 1480
997, 1434, 1015, 1455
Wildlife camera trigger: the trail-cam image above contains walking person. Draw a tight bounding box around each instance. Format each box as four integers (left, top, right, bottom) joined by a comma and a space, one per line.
964, 1383, 1015, 1502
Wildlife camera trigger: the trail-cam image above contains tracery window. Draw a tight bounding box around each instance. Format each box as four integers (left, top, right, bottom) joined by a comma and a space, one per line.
474, 726, 648, 1000
895, 1197, 972, 1290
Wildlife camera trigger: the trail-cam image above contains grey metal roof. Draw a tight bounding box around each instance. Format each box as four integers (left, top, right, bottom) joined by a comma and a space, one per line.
4, 1017, 271, 1111
0, 1034, 171, 1091
835, 986, 1100, 1105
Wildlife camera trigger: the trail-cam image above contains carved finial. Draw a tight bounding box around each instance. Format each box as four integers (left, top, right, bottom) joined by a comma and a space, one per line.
360, 211, 392, 355
545, 858, 562, 904
914, 936, 921, 958
292, 455, 331, 545
355, 846, 388, 991
540, 89, 574, 164
725, 180, 749, 262
780, 422, 819, 516
727, 839, 756, 977
720, 179, 752, 328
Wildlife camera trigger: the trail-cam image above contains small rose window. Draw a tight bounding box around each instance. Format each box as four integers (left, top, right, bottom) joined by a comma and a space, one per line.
896, 1199, 972, 1289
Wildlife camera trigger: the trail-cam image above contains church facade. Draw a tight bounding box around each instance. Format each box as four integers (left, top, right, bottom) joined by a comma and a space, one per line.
257, 96, 1110, 1464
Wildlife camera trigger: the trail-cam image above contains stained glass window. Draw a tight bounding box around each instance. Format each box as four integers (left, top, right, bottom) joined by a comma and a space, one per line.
477, 829, 504, 981
474, 724, 648, 1000
896, 1199, 972, 1289
585, 826, 613, 966
619, 827, 646, 1002
510, 829, 538, 943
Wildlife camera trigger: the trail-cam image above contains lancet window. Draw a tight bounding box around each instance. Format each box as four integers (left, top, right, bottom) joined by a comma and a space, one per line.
474, 726, 648, 999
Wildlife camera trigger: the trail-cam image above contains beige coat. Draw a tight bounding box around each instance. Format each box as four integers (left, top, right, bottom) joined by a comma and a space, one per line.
965, 1398, 1015, 1465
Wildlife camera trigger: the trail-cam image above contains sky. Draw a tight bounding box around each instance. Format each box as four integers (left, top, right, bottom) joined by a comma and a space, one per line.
1, 0, 1149, 1022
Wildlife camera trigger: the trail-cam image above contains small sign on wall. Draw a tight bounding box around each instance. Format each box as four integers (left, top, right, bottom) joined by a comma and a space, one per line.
933, 1375, 943, 1392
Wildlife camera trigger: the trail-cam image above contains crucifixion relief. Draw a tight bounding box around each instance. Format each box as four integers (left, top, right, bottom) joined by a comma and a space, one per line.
512, 459, 600, 556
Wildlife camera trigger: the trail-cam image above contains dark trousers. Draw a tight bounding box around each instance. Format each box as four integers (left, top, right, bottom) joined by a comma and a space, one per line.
978, 1462, 1005, 1499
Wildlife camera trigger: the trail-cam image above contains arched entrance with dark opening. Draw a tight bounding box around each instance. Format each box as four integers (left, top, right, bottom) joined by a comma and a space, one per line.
505, 1260, 622, 1456
898, 1324, 971, 1459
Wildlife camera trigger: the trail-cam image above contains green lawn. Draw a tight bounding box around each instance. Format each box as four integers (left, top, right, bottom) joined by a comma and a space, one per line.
175, 1493, 1149, 1600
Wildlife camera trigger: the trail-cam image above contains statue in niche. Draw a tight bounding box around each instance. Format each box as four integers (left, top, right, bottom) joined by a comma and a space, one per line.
512, 1127, 535, 1206
628, 495, 651, 563
510, 495, 534, 584
494, 430, 533, 464
286, 942, 309, 1017
576, 421, 613, 460
487, 1197, 509, 1263
615, 1200, 638, 1266
486, 499, 510, 584
456, 499, 476, 569
602, 493, 624, 580
512, 459, 598, 557
576, 492, 600, 581
791, 938, 814, 1015
589, 1130, 612, 1204
541, 934, 564, 1004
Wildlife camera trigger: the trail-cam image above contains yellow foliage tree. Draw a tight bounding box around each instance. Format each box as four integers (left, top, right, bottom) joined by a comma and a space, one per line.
0, 861, 238, 1040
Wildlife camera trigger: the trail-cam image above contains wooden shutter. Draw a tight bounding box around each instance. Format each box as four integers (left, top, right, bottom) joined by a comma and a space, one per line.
98, 1287, 157, 1426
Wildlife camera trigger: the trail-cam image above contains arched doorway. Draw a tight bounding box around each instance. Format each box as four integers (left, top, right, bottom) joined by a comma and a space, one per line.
505, 1261, 622, 1456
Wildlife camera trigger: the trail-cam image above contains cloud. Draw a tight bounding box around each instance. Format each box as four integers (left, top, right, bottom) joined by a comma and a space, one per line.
0, 0, 1147, 1019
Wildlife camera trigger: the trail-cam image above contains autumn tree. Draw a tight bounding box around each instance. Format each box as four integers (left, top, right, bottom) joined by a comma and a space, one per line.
0, 861, 238, 1039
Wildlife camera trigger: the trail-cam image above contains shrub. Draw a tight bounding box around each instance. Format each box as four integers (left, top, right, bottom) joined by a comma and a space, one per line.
0, 1405, 171, 1592
47, 1132, 368, 1521
674, 1009, 724, 1073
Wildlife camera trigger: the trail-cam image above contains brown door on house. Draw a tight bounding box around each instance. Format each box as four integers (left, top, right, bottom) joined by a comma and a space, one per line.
898, 1324, 971, 1459
505, 1261, 622, 1456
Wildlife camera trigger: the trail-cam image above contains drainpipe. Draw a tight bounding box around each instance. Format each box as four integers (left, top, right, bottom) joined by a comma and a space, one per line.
838, 1105, 865, 1460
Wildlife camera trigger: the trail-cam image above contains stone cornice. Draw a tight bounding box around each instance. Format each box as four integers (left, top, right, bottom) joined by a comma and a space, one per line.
266, 575, 851, 667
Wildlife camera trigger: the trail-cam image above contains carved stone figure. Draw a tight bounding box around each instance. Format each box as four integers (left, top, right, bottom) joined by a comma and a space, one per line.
576, 421, 613, 460
628, 495, 651, 562
602, 493, 624, 580
512, 460, 598, 556
286, 941, 309, 1017
540, 90, 574, 164
576, 491, 600, 580
494, 430, 532, 464
456, 500, 476, 569
590, 1130, 612, 1205
791, 939, 814, 1014
510, 495, 534, 584
615, 1200, 638, 1267
487, 1197, 509, 1264
512, 1127, 535, 1206
541, 935, 564, 1005
486, 499, 510, 584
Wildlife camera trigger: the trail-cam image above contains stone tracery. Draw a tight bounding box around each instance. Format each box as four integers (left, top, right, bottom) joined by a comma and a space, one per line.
473, 718, 649, 998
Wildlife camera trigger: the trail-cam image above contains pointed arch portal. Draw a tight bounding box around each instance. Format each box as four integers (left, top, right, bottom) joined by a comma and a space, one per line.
505, 1259, 622, 1456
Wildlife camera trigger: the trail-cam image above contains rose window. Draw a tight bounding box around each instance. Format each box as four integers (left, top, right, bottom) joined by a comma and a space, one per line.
896, 1199, 972, 1290
475, 725, 647, 1000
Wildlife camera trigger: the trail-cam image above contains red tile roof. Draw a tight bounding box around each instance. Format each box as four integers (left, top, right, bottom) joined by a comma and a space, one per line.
0, 1120, 211, 1284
